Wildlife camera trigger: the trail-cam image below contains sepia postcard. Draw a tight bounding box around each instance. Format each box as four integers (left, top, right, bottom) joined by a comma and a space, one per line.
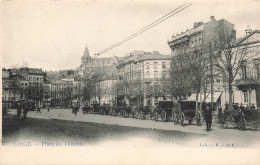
1, 0, 260, 164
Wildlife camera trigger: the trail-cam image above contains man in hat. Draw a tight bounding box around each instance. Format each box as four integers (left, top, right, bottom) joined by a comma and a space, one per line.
204, 103, 212, 132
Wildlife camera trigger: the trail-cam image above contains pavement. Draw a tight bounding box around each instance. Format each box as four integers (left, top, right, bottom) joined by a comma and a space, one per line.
4, 108, 260, 148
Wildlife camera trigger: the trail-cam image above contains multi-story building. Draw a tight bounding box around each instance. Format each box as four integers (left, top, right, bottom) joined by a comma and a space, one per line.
2, 68, 20, 108
78, 44, 119, 104
232, 28, 260, 109
117, 50, 171, 106
167, 16, 235, 108
50, 78, 74, 107
18, 67, 46, 107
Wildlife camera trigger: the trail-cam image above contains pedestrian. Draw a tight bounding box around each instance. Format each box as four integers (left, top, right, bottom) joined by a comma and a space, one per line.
23, 104, 28, 120
204, 103, 212, 132
47, 105, 50, 112
74, 106, 79, 116
17, 102, 22, 119
251, 104, 256, 111
36, 106, 41, 113
239, 103, 245, 112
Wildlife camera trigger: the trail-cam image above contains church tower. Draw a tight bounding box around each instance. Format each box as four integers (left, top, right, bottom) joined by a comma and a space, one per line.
81, 43, 91, 65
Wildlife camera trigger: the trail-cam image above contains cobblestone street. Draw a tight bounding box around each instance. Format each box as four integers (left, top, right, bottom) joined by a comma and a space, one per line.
3, 108, 260, 148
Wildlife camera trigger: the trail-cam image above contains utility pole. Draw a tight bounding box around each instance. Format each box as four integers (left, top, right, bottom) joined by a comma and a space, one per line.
209, 42, 214, 109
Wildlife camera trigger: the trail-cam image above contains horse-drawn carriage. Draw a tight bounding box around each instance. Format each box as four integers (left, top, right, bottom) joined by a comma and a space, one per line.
22, 99, 36, 111
99, 104, 111, 115
135, 106, 153, 120
110, 106, 122, 116
152, 101, 174, 122
119, 106, 132, 118
219, 104, 260, 131
173, 101, 202, 126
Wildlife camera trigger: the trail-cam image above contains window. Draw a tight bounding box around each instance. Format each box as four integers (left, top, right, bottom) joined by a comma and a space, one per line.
162, 62, 166, 69
22, 83, 24, 86
29, 77, 32, 81
146, 71, 150, 78
243, 92, 248, 103
37, 77, 39, 81
33, 77, 36, 81
25, 83, 27, 86
162, 71, 166, 78
146, 62, 150, 70
241, 66, 247, 79
154, 71, 158, 78
153, 62, 158, 69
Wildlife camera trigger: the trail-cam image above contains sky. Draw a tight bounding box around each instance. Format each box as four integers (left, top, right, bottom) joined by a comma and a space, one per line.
2, 0, 260, 71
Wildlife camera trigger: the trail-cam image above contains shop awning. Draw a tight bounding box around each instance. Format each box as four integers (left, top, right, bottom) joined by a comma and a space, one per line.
188, 93, 210, 102
204, 92, 222, 103
188, 92, 222, 103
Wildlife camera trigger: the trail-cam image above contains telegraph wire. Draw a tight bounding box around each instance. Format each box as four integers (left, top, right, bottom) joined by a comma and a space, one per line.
86, 3, 192, 64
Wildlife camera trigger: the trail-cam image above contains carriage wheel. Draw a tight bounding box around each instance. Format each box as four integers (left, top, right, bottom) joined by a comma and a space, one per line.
160, 110, 167, 122
153, 112, 158, 121
121, 110, 124, 117
253, 121, 260, 131
140, 111, 145, 120
218, 113, 224, 124
219, 114, 227, 128
220, 117, 228, 129
196, 112, 202, 126
180, 112, 185, 126
112, 110, 116, 116
238, 117, 247, 131
148, 112, 153, 120
173, 114, 178, 125
130, 111, 134, 118
135, 111, 139, 119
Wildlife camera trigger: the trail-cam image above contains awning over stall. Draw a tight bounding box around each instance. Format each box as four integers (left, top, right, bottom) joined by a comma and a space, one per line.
188, 92, 222, 103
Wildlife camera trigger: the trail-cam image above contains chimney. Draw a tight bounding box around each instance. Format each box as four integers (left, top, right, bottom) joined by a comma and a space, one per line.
194, 22, 198, 28
210, 16, 215, 21
245, 25, 252, 35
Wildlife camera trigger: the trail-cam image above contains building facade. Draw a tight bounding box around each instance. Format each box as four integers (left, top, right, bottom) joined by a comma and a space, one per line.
117, 50, 171, 106
232, 29, 260, 109
2, 68, 21, 108
167, 16, 235, 108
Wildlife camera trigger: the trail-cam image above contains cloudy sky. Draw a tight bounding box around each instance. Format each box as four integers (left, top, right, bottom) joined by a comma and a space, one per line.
2, 0, 260, 71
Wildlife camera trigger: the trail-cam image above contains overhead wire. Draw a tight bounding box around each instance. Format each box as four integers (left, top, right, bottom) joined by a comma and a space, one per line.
86, 3, 192, 64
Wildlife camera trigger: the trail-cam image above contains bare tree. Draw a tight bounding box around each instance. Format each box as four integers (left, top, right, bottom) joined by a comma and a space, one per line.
170, 56, 193, 100
117, 75, 143, 106
211, 26, 259, 111
186, 48, 211, 114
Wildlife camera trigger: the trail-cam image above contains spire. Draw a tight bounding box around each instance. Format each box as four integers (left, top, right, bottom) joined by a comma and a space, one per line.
83, 42, 91, 59
81, 42, 91, 65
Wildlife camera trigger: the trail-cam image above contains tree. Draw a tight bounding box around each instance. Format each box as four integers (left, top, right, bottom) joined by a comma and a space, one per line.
186, 48, 211, 114
117, 74, 143, 106
170, 56, 193, 100
211, 26, 259, 111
